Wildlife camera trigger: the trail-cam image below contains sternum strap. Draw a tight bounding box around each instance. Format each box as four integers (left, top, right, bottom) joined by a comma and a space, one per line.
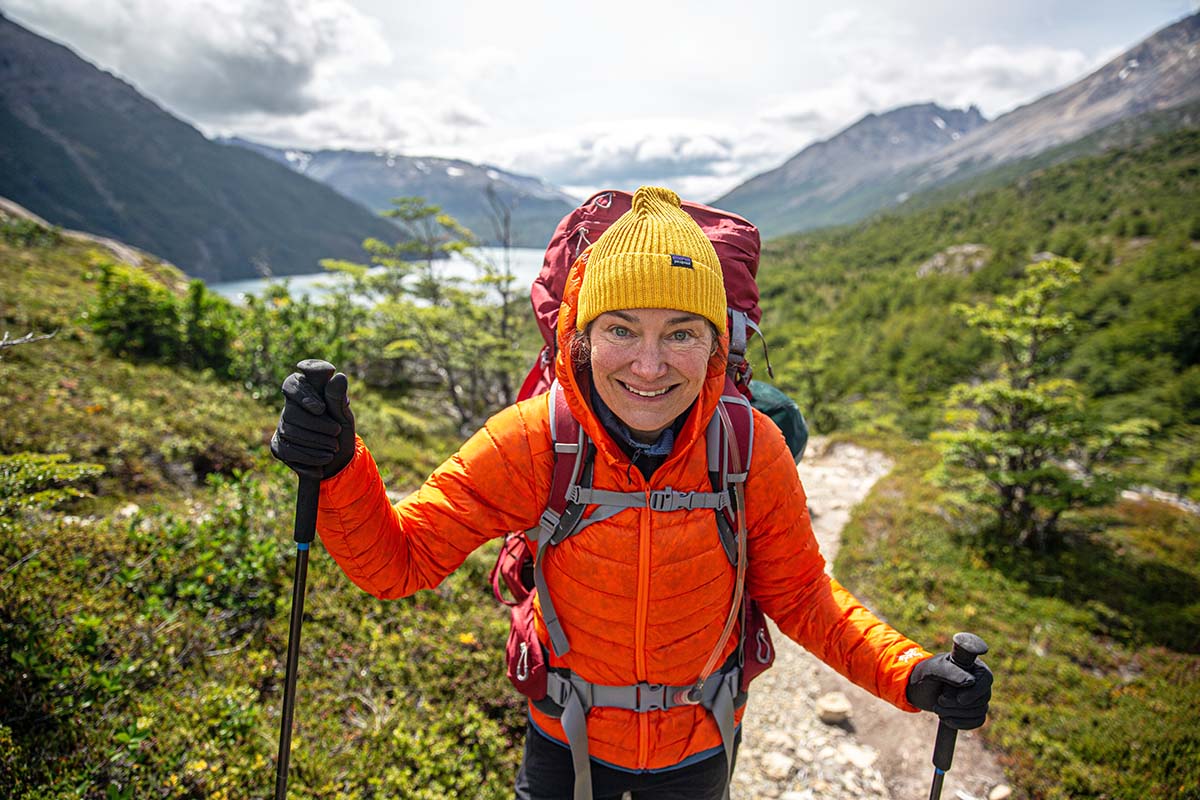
567, 486, 730, 512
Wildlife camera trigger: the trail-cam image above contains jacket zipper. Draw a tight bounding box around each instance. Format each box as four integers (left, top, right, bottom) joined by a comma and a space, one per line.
636, 493, 652, 768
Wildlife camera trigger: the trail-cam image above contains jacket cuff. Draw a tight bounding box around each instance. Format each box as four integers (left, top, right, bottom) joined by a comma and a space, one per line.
319, 436, 377, 508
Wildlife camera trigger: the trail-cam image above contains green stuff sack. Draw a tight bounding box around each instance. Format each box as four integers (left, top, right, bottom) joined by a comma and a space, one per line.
749, 380, 808, 462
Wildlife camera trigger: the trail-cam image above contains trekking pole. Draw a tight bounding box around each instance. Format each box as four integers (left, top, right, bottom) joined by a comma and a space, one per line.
274, 359, 335, 800
928, 632, 989, 800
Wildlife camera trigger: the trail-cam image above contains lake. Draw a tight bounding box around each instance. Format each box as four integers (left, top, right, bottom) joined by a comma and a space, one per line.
207, 246, 547, 302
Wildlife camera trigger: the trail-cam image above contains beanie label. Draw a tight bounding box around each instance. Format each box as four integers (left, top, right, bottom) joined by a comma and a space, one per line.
670, 254, 694, 269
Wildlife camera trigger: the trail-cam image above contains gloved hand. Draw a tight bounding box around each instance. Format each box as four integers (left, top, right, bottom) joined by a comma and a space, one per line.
906, 651, 993, 730
270, 369, 356, 480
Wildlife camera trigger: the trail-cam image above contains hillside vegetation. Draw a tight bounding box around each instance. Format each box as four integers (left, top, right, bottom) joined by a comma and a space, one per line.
1, 126, 1197, 800
0, 224, 521, 798
765, 127, 1199, 798
760, 128, 1200, 499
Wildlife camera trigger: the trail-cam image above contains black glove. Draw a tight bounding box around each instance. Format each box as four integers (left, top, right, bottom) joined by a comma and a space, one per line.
906, 652, 993, 730
270, 370, 356, 480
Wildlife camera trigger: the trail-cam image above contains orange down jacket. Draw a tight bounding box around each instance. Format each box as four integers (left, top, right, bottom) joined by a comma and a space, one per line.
316, 257, 931, 772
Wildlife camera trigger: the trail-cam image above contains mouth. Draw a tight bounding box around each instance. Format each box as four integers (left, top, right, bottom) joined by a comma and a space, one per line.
619, 380, 675, 399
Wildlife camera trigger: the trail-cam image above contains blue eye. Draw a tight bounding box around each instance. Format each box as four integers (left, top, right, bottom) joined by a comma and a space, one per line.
611, 326, 631, 338
669, 330, 693, 341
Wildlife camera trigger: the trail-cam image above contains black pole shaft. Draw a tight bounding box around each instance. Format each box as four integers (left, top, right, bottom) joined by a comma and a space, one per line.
275, 542, 310, 799
928, 769, 946, 800
274, 360, 334, 799
928, 722, 956, 800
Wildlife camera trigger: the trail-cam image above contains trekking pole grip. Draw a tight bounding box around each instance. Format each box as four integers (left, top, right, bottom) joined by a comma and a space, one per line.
293, 359, 335, 545
931, 632, 989, 771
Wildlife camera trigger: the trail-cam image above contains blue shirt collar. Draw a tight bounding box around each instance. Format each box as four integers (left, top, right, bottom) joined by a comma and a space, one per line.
590, 387, 677, 457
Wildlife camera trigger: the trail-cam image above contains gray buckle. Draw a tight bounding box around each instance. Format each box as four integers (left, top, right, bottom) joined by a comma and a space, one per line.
537, 509, 560, 539
649, 488, 689, 511
635, 683, 667, 712
546, 673, 571, 707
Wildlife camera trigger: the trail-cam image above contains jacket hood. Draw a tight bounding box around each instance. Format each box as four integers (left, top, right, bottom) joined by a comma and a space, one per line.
554, 247, 729, 472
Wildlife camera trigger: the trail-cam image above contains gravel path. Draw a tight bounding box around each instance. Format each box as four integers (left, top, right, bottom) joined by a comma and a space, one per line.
731, 438, 1010, 800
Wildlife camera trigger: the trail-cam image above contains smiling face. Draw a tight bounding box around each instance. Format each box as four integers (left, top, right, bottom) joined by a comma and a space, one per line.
587, 308, 717, 444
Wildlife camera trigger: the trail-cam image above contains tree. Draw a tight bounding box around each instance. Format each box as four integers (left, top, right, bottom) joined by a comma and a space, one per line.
323, 194, 525, 433
933, 257, 1155, 550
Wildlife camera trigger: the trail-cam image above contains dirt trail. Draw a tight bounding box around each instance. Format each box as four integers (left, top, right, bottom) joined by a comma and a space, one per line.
731, 437, 1009, 800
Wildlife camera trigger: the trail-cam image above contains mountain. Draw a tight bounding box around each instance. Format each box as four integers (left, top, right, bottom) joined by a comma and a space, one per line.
715, 103, 987, 237
222, 139, 578, 250
718, 12, 1200, 239
913, 12, 1200, 186
0, 12, 400, 282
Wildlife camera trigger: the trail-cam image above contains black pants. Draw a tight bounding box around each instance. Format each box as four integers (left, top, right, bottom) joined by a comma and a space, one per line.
513, 723, 740, 800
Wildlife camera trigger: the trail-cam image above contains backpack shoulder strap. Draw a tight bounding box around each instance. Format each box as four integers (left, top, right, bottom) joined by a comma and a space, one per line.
708, 376, 754, 565
543, 380, 585, 522
533, 380, 591, 657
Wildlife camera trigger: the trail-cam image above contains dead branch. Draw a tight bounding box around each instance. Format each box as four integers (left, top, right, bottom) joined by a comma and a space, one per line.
0, 329, 58, 353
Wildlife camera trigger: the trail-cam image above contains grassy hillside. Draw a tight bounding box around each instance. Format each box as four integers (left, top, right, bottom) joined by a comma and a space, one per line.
759, 127, 1200, 497
834, 434, 1199, 798
0, 223, 522, 799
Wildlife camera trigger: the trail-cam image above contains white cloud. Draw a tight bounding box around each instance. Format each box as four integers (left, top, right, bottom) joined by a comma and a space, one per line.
5, 0, 1187, 201
5, 0, 390, 120
481, 121, 792, 202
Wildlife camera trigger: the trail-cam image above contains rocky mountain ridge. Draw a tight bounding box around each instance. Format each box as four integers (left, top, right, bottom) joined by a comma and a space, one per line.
717, 12, 1200, 239
715, 103, 986, 236
222, 139, 577, 249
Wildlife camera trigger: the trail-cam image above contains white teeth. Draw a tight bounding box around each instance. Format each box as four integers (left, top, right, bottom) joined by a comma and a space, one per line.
624, 383, 669, 397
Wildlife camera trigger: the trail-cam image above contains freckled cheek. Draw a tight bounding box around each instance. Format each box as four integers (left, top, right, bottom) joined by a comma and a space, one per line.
670, 350, 711, 385
588, 346, 626, 383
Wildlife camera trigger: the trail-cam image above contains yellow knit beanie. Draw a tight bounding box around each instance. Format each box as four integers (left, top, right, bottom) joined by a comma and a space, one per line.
576, 186, 726, 333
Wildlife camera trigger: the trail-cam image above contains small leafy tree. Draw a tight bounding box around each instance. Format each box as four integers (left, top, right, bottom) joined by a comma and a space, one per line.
933, 257, 1155, 549
231, 282, 366, 399
774, 324, 838, 433
323, 195, 524, 433
92, 262, 181, 362
181, 280, 235, 375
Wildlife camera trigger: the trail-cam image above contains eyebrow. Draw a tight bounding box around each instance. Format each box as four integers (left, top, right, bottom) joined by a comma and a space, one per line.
607, 310, 703, 326
666, 315, 704, 326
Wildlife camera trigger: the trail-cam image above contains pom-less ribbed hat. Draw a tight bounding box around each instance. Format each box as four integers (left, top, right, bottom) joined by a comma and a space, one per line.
576, 186, 726, 333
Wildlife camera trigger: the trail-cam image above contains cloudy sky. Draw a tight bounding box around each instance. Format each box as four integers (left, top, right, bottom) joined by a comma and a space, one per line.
5, 0, 1197, 200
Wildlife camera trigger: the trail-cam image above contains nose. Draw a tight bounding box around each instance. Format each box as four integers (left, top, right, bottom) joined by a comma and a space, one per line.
629, 337, 668, 381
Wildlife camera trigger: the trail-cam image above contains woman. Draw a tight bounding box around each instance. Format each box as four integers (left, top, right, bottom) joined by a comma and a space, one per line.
271, 186, 992, 800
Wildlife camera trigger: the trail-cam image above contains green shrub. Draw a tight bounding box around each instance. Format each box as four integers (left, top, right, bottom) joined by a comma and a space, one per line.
0, 452, 103, 518
0, 218, 62, 248
838, 439, 1200, 799
93, 262, 183, 362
